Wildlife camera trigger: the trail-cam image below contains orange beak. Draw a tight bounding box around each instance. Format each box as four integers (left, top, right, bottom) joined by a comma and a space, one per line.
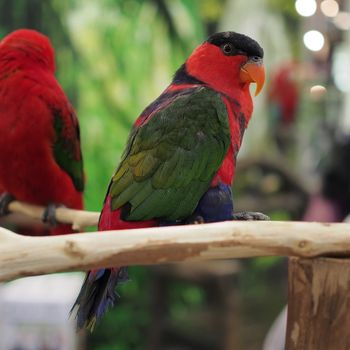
239, 58, 265, 96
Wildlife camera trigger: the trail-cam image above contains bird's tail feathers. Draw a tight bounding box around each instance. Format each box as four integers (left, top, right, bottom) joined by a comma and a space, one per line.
70, 266, 129, 331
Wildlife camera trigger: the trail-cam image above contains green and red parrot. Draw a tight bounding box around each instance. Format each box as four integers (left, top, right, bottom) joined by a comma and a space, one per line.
0, 29, 84, 235
72, 31, 265, 330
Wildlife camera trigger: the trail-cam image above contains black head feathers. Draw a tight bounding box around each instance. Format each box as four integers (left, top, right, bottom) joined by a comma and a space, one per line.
207, 31, 263, 59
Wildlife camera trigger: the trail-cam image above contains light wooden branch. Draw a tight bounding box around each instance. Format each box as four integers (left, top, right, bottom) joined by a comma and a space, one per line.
6, 200, 100, 230
1, 220, 350, 282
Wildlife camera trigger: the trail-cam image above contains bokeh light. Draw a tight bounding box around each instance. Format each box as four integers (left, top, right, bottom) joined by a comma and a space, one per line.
310, 85, 327, 100
303, 30, 325, 51
334, 11, 350, 30
333, 47, 350, 92
320, 0, 339, 18
295, 0, 317, 17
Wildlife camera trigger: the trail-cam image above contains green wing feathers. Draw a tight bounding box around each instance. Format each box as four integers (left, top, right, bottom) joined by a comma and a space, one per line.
52, 108, 84, 192
110, 87, 230, 221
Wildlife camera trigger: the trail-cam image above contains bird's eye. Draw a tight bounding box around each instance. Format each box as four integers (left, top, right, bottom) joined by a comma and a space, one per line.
222, 43, 233, 55
251, 55, 260, 62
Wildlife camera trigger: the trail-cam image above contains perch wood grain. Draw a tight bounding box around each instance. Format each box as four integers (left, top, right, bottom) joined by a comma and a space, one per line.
286, 257, 350, 350
0, 220, 350, 281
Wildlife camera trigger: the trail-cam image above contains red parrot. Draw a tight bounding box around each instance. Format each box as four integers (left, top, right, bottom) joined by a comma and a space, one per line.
0, 29, 84, 235
267, 62, 300, 152
72, 31, 265, 330
268, 62, 299, 125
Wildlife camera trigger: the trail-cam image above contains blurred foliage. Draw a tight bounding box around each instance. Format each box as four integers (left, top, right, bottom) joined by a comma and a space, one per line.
267, 0, 298, 16
168, 281, 206, 320
267, 0, 301, 56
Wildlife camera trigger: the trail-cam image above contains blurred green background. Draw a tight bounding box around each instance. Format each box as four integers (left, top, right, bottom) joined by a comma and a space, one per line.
1, 0, 350, 349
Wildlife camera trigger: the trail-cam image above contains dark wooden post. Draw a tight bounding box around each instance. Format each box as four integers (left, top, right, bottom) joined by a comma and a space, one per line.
285, 257, 350, 350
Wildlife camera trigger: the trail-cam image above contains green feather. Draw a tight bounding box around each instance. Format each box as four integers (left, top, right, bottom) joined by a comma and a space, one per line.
108, 87, 231, 221
52, 110, 84, 192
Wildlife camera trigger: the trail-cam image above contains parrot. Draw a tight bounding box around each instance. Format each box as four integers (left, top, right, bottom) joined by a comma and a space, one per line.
0, 29, 84, 235
72, 31, 265, 330
267, 62, 300, 152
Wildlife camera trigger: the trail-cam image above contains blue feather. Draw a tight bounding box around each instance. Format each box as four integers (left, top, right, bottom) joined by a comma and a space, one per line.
193, 184, 233, 222
71, 267, 129, 331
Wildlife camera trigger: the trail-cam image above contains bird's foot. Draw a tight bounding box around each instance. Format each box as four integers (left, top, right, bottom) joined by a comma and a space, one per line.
186, 215, 205, 225
42, 203, 63, 227
0, 192, 15, 216
232, 211, 270, 221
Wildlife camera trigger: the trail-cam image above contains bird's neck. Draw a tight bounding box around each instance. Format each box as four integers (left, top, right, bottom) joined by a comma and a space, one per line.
172, 62, 253, 124
172, 64, 204, 85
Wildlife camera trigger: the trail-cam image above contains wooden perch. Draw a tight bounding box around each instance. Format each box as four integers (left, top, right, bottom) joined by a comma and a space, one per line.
286, 257, 350, 350
6, 200, 100, 230
1, 220, 350, 282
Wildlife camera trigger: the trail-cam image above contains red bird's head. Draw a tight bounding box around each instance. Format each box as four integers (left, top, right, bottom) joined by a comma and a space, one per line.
173, 32, 265, 99
0, 29, 55, 72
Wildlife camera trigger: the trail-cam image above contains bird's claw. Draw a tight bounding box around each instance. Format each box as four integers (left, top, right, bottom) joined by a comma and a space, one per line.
232, 211, 270, 221
186, 215, 205, 225
42, 203, 62, 227
0, 192, 15, 216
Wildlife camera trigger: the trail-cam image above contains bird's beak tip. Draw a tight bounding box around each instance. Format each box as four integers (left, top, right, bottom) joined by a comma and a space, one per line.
240, 60, 265, 97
